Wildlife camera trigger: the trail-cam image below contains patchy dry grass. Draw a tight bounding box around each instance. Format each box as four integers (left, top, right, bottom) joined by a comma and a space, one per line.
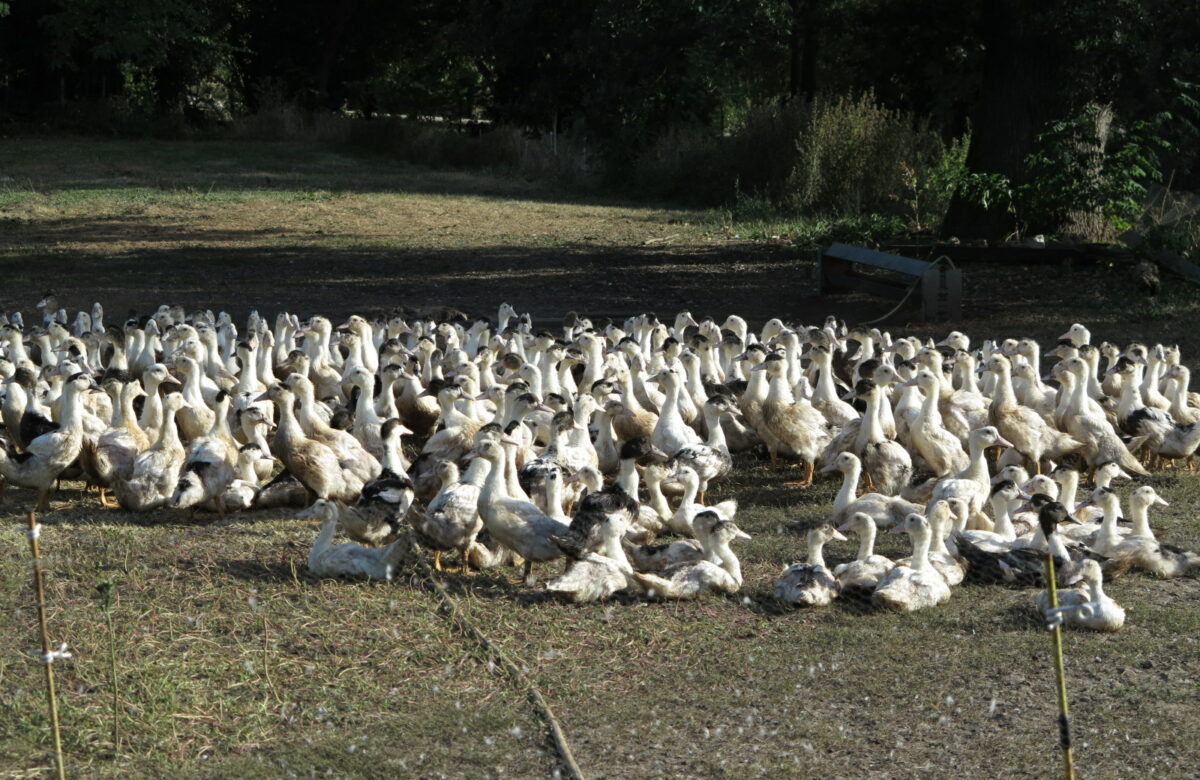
1, 138, 1200, 778
3, 466, 1200, 779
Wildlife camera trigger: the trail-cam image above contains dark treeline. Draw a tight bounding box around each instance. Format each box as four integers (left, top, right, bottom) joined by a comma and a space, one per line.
2, 0, 1198, 239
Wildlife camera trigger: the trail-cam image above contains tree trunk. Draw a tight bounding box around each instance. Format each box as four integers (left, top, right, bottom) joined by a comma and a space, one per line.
941, 0, 1069, 242
788, 0, 817, 101
314, 0, 360, 109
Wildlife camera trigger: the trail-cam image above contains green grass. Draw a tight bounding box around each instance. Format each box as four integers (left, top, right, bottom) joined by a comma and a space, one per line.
2, 465, 1199, 778
1, 136, 1200, 777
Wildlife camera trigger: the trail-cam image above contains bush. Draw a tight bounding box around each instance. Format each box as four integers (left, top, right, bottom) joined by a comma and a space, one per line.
628, 92, 959, 229
785, 92, 945, 217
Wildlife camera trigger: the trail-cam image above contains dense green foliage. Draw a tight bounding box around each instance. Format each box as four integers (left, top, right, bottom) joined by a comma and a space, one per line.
2, 0, 1197, 238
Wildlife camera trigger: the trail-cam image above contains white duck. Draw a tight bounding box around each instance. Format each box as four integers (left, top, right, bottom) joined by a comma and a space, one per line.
775, 524, 849, 607
957, 480, 1022, 552
832, 512, 894, 592
1105, 485, 1199, 578
475, 439, 570, 583
930, 426, 1015, 532
664, 463, 738, 535
853, 379, 912, 495
903, 368, 968, 476
546, 502, 637, 603
1036, 559, 1125, 631
824, 452, 923, 528
631, 512, 751, 600
0, 370, 93, 511
113, 392, 189, 512
305, 501, 412, 580
414, 457, 491, 571
220, 443, 266, 512
650, 366, 702, 456
668, 395, 734, 502
170, 390, 237, 514
872, 513, 951, 612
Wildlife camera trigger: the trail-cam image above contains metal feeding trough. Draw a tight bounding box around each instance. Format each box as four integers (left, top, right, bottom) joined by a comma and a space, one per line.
818, 242, 962, 321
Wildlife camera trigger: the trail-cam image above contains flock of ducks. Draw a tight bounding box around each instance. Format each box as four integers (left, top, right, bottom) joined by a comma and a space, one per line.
2, 295, 1199, 631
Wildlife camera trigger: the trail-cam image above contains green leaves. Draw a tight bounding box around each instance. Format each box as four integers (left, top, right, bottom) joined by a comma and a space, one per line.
949, 92, 1198, 239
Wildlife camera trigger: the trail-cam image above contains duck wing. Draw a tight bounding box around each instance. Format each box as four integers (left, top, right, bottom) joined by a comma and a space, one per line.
20, 412, 59, 451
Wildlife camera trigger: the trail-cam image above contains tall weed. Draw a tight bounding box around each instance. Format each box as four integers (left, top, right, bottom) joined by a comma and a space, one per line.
785, 91, 944, 216
629, 92, 960, 228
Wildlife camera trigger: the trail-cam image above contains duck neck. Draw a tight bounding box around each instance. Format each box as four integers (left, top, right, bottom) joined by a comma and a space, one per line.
140, 379, 163, 430
992, 364, 1018, 409
807, 536, 828, 569
156, 406, 183, 452
860, 390, 885, 445
744, 368, 768, 401
962, 437, 991, 484
1128, 500, 1155, 539
601, 530, 633, 573
813, 353, 839, 403
504, 445, 526, 500
481, 453, 509, 504
659, 377, 683, 421
909, 529, 932, 573
234, 455, 258, 482
109, 385, 129, 430
1141, 355, 1161, 397
855, 523, 876, 561
309, 515, 338, 565
713, 539, 742, 585
275, 397, 304, 444
958, 362, 981, 395
579, 340, 604, 389
766, 370, 794, 404
677, 474, 699, 508
107, 340, 128, 371
1119, 364, 1148, 415
897, 382, 922, 411
834, 462, 861, 511
595, 412, 617, 451
703, 406, 728, 451
682, 359, 706, 405
618, 377, 646, 415
1168, 367, 1192, 414
540, 355, 561, 397
355, 380, 382, 426
917, 380, 942, 425
6, 334, 29, 364
1067, 368, 1090, 414
439, 394, 473, 429
1057, 473, 1079, 511
1047, 531, 1070, 561
991, 497, 1016, 539
295, 385, 326, 432
382, 431, 409, 474
931, 517, 954, 558
249, 423, 273, 458
210, 398, 233, 441
616, 457, 640, 496
58, 382, 85, 431
645, 474, 670, 519
463, 457, 491, 486
544, 475, 565, 520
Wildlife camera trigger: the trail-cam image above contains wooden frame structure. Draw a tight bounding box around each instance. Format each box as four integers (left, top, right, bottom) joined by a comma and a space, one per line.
818, 242, 962, 321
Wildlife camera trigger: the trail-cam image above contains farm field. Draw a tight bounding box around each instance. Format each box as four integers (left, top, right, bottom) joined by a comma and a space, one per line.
2, 138, 1200, 779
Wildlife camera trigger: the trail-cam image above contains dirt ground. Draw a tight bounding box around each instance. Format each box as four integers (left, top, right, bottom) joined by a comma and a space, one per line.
2, 138, 1200, 779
